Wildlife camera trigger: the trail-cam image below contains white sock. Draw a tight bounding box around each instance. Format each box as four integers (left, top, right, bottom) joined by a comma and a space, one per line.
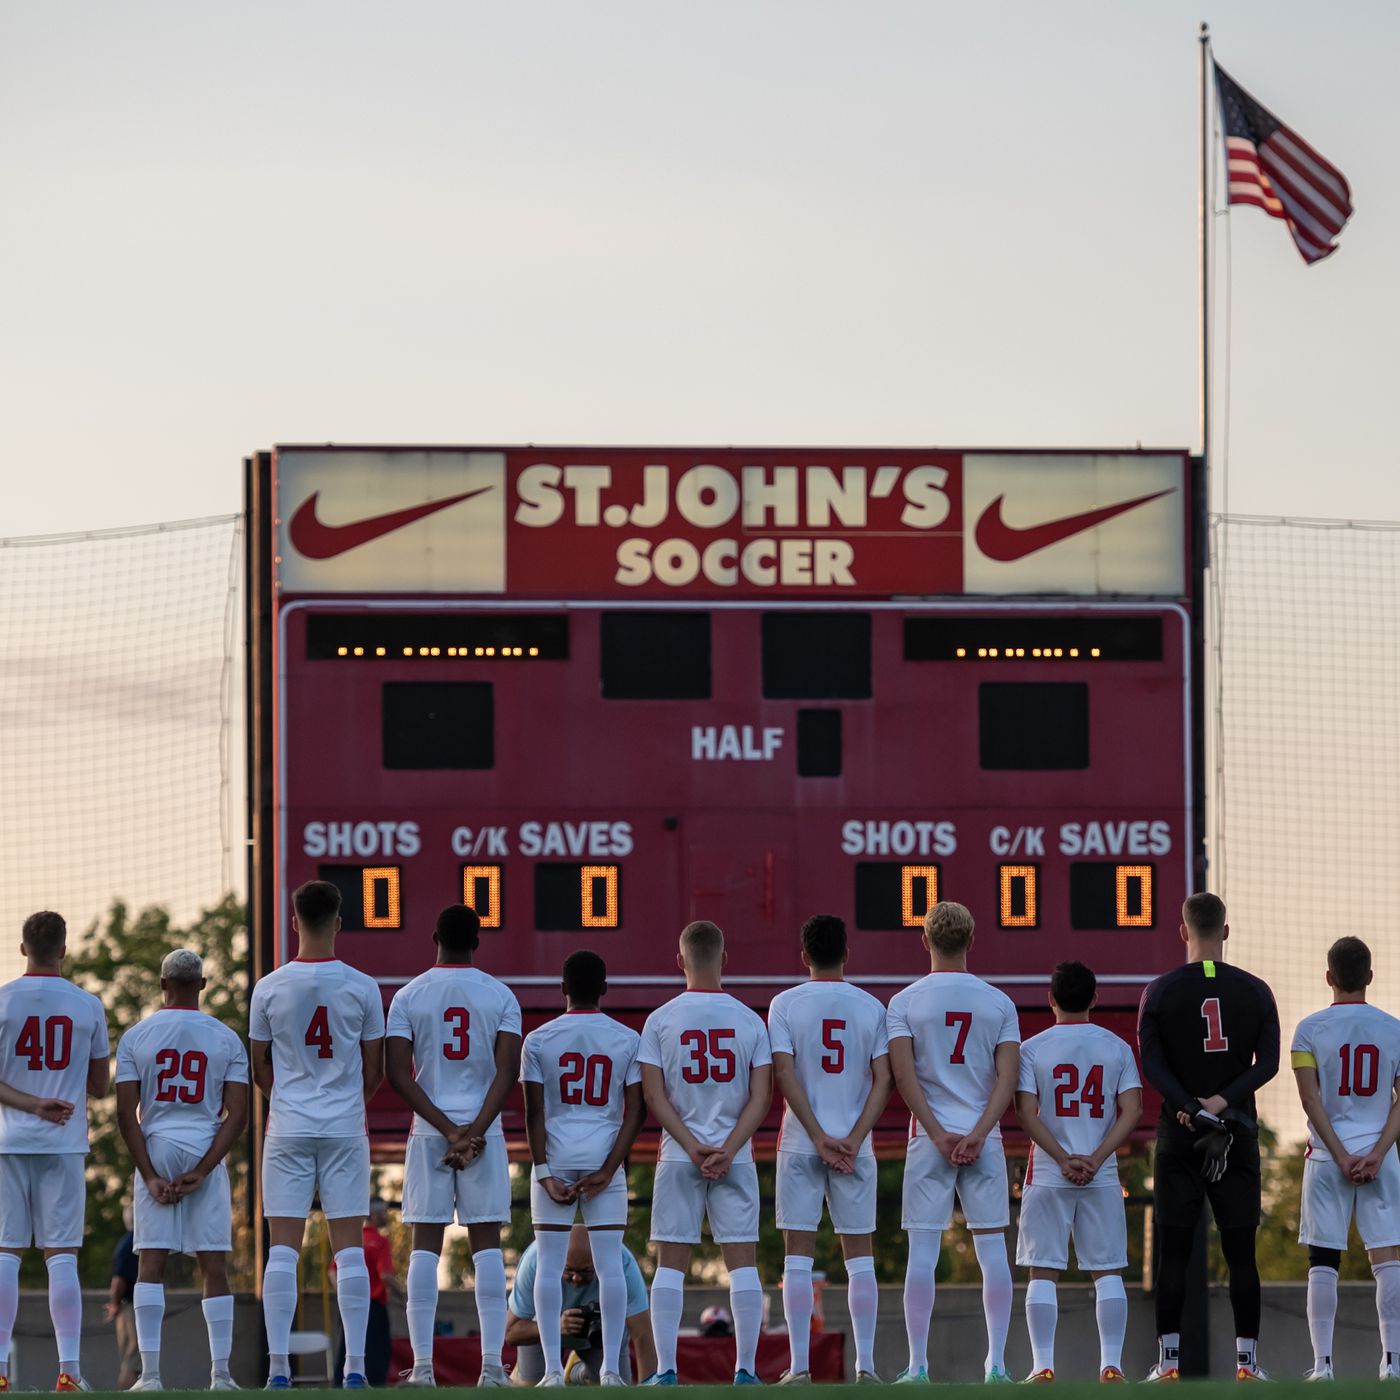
1024, 1278, 1056, 1373
650, 1266, 685, 1375
334, 1246, 371, 1377
407, 1250, 440, 1368
588, 1230, 627, 1378
133, 1281, 165, 1378
46, 1253, 83, 1377
1376, 1260, 1400, 1362
846, 1255, 878, 1376
202, 1294, 235, 1377
903, 1229, 939, 1372
0, 1252, 19, 1376
782, 1257, 814, 1374
263, 1244, 299, 1378
973, 1233, 1012, 1374
1308, 1266, 1337, 1370
729, 1266, 763, 1376
473, 1247, 507, 1365
1095, 1275, 1128, 1372
1159, 1332, 1181, 1367
533, 1231, 570, 1376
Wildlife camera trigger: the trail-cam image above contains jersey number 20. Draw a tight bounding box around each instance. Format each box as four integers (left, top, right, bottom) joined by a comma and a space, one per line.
559, 1053, 612, 1105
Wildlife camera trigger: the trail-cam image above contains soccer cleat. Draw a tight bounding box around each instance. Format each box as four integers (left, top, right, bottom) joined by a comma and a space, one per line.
55, 1377, 90, 1393
399, 1365, 437, 1388
1304, 1365, 1334, 1382
776, 1372, 811, 1386
479, 1363, 511, 1388
894, 1367, 932, 1385
210, 1377, 242, 1391
1235, 1363, 1270, 1382
1143, 1364, 1180, 1383
734, 1371, 764, 1386
1099, 1368, 1127, 1384
856, 1372, 883, 1385
986, 1369, 1013, 1384
1383, 1360, 1400, 1382
642, 1372, 679, 1387
1022, 1371, 1054, 1384
601, 1374, 627, 1388
343, 1375, 370, 1390
263, 1379, 291, 1391
130, 1380, 164, 1392
537, 1374, 566, 1388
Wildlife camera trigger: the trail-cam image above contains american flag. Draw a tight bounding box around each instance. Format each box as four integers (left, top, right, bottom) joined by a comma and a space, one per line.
1215, 63, 1353, 264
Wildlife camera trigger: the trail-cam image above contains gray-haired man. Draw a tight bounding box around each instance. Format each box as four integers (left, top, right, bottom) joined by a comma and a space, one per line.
115, 950, 250, 1390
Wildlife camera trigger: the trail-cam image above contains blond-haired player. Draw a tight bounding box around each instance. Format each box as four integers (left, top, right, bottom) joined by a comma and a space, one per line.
1014, 960, 1141, 1383
249, 881, 386, 1389
115, 949, 250, 1390
0, 910, 109, 1393
887, 901, 1020, 1384
639, 921, 772, 1387
1293, 936, 1400, 1380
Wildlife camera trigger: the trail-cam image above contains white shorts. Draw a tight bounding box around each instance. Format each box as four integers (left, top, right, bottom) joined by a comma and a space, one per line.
531, 1167, 628, 1228
134, 1137, 232, 1254
403, 1133, 510, 1226
262, 1135, 370, 1220
902, 1133, 1009, 1232
1016, 1183, 1128, 1272
1300, 1151, 1400, 1251
775, 1152, 877, 1235
0, 1154, 85, 1249
650, 1158, 760, 1244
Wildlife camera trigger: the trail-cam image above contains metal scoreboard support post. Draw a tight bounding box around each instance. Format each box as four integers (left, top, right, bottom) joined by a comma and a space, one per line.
245, 445, 1206, 1156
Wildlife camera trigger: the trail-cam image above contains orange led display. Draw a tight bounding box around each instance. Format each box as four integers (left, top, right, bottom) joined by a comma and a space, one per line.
361, 866, 402, 930
1116, 864, 1154, 927
998, 864, 1039, 929
462, 865, 504, 928
900, 866, 940, 928
580, 865, 620, 929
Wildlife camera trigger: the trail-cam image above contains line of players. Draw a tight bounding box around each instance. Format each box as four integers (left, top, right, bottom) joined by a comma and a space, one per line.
0, 888, 1396, 1387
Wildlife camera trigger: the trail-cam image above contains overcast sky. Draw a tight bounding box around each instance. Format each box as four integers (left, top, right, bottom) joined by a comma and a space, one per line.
1, 1, 1394, 538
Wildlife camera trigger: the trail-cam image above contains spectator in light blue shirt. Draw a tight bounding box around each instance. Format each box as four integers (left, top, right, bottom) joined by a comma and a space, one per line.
507, 1226, 656, 1382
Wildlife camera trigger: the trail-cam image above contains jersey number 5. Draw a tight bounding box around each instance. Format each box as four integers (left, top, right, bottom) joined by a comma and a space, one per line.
1201, 998, 1229, 1053
16, 1015, 73, 1071
680, 1029, 737, 1083
821, 1020, 846, 1074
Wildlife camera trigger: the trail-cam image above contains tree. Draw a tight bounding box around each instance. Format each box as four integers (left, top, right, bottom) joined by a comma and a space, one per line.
61, 896, 250, 1287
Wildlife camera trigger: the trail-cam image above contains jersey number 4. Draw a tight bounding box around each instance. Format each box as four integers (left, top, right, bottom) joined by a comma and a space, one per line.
1052, 1063, 1106, 1118
680, 1029, 737, 1083
15, 1015, 73, 1071
154, 1048, 208, 1103
305, 1007, 333, 1060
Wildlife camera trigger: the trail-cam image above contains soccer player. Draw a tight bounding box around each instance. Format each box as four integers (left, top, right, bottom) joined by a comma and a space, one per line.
639, 920, 772, 1387
1014, 961, 1142, 1383
0, 910, 109, 1393
114, 948, 250, 1391
385, 904, 522, 1389
1137, 892, 1279, 1382
521, 950, 644, 1387
249, 880, 386, 1390
768, 913, 891, 1384
1292, 936, 1400, 1380
887, 900, 1020, 1384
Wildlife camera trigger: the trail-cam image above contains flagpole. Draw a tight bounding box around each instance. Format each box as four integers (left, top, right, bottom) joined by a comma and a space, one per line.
1198, 21, 1211, 478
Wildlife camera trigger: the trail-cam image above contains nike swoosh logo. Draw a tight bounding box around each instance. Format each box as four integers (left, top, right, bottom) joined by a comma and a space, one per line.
288, 487, 492, 560
974, 489, 1174, 562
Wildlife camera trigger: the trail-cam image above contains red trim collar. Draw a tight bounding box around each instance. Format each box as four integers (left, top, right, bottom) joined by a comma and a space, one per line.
433, 963, 477, 970
294, 957, 339, 964
682, 987, 728, 994
567, 1009, 602, 1015
23, 971, 62, 978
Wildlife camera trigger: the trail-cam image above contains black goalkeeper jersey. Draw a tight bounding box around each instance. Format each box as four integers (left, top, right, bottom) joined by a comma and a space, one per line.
1137, 958, 1280, 1131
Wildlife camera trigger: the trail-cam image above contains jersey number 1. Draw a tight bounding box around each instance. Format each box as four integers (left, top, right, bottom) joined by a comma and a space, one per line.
1201, 998, 1229, 1053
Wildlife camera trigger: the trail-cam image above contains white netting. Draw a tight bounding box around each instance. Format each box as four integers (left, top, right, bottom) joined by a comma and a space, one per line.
0, 516, 241, 980
1211, 514, 1400, 1139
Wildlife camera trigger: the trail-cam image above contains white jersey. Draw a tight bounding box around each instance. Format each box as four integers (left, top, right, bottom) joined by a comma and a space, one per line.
639, 990, 771, 1164
768, 981, 890, 1157
521, 1011, 641, 1170
115, 1008, 250, 1152
1292, 1001, 1400, 1161
886, 971, 1021, 1140
0, 974, 109, 1154
248, 958, 385, 1138
1018, 1022, 1141, 1187
386, 964, 522, 1138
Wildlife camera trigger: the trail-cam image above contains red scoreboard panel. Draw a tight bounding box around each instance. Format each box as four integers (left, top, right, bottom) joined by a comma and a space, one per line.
245, 446, 1205, 1151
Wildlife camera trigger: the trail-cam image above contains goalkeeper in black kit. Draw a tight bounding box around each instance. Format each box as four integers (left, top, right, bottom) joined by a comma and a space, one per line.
1137, 892, 1280, 1382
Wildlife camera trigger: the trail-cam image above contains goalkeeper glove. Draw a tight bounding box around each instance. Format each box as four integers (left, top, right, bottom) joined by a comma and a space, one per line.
1183, 1102, 1232, 1182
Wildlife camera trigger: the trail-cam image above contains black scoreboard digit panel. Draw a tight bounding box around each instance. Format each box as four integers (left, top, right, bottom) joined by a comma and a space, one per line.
247, 446, 1204, 1145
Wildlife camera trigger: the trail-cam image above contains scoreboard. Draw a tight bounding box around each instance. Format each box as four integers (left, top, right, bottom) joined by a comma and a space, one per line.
245, 446, 1204, 1148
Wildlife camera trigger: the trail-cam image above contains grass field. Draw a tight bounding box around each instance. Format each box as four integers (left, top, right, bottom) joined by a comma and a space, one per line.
56, 1388, 1400, 1398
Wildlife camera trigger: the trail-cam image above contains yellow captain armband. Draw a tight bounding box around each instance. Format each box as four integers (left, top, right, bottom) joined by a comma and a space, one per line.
1292, 1050, 1318, 1070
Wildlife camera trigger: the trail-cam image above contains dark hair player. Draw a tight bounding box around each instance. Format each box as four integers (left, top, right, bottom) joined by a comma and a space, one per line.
1136, 892, 1280, 1381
